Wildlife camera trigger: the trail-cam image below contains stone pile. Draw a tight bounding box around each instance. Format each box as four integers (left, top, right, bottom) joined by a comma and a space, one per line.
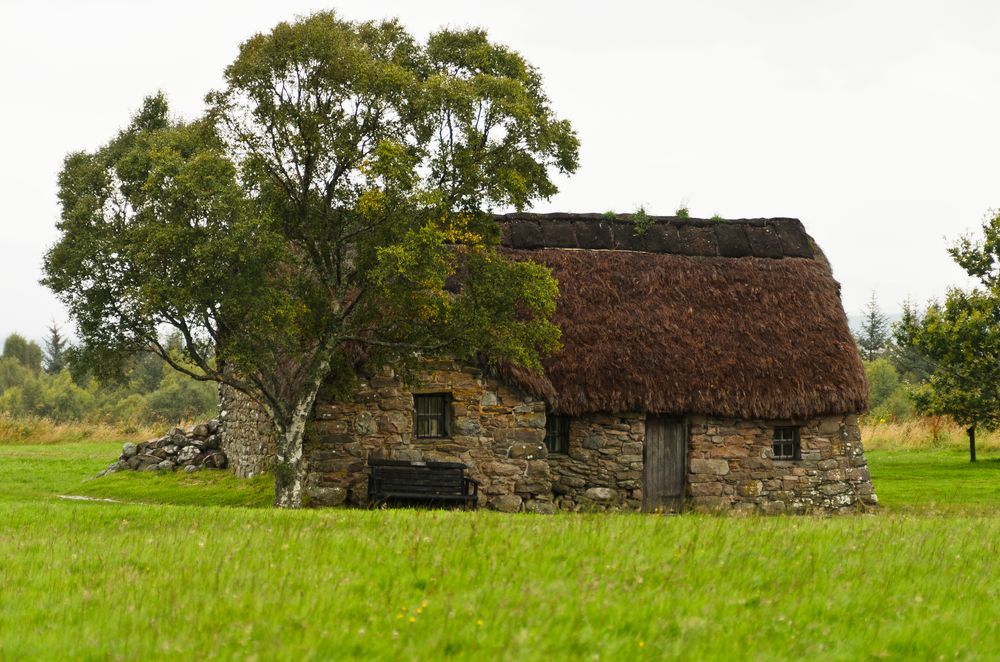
97, 420, 229, 476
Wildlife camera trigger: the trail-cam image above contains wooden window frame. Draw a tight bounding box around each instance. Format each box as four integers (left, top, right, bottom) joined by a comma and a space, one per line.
544, 413, 571, 454
772, 426, 800, 460
414, 393, 450, 439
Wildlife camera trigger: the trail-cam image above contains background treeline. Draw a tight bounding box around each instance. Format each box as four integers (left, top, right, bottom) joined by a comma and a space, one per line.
0, 328, 217, 428
854, 293, 932, 423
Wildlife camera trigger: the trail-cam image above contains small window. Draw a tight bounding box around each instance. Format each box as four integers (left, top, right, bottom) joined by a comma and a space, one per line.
415, 394, 449, 438
544, 413, 570, 454
772, 426, 800, 460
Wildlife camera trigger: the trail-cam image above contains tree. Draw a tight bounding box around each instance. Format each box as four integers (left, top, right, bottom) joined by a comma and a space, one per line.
0, 358, 32, 394
889, 299, 935, 384
2, 334, 42, 374
43, 323, 68, 374
899, 290, 1000, 461
856, 291, 890, 361
43, 12, 579, 507
896, 210, 1000, 462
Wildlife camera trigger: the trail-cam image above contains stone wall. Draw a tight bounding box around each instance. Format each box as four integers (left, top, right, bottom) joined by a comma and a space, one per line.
687, 415, 877, 514
303, 360, 557, 512
548, 414, 645, 511
220, 361, 877, 514
97, 421, 227, 476
219, 383, 276, 478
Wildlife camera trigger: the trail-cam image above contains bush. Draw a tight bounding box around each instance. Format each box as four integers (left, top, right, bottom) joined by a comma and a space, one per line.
0, 357, 32, 392
869, 388, 913, 423
144, 370, 218, 423
0, 332, 219, 430
864, 358, 913, 422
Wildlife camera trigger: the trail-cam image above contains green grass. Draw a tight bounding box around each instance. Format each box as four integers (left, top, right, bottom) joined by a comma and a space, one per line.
1, 441, 1000, 659
869, 447, 1000, 514
0, 442, 273, 507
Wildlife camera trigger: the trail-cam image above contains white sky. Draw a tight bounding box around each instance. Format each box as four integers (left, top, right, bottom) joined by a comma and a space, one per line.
2, 0, 997, 343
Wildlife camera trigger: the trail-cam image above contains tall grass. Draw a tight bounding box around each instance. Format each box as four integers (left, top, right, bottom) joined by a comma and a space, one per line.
2, 435, 1000, 657
862, 416, 1000, 451
2, 500, 1000, 659
0, 413, 166, 445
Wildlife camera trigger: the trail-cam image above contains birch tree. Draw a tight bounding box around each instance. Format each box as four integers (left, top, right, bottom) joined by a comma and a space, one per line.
43, 12, 578, 506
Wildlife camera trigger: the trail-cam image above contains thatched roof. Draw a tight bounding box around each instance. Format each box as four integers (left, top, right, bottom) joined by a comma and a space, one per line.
496, 213, 867, 419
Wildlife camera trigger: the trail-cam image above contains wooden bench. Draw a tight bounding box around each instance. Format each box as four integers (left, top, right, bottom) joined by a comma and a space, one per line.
367, 458, 479, 509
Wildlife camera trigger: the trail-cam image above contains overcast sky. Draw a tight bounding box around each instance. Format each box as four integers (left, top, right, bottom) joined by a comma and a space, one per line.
2, 0, 997, 343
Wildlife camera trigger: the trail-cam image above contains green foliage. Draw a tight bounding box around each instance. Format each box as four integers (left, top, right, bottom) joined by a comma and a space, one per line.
864, 358, 912, 421
0, 358, 32, 393
43, 12, 579, 506
903, 289, 1000, 433
144, 369, 218, 423
0, 371, 91, 422
871, 389, 914, 423
602, 210, 616, 219
948, 208, 1000, 285
897, 210, 1000, 447
710, 214, 723, 222
892, 211, 1000, 461
866, 358, 900, 411
631, 206, 652, 235
2, 334, 42, 374
42, 324, 68, 374
890, 299, 935, 384
675, 205, 690, 218
0, 332, 217, 425
856, 291, 891, 360
44, 12, 577, 446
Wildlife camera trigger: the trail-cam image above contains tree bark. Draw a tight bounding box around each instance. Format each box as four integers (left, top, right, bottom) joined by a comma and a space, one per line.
273, 374, 326, 508
968, 425, 977, 463
274, 415, 309, 508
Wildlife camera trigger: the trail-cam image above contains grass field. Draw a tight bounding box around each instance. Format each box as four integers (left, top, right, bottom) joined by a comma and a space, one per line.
1, 441, 999, 659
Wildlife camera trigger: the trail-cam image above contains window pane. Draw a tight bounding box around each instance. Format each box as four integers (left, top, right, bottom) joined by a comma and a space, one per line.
544, 414, 569, 453
417, 395, 443, 416
772, 426, 799, 459
772, 427, 798, 459
415, 395, 447, 438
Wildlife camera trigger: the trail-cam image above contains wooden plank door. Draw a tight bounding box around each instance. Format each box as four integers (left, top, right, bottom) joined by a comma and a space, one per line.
643, 416, 687, 512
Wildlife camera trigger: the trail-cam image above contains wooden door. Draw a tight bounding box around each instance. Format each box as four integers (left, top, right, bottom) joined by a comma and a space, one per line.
643, 416, 687, 512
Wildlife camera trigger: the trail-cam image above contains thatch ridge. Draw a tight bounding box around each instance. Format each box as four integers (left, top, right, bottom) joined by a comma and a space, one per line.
497, 213, 816, 259
498, 241, 867, 419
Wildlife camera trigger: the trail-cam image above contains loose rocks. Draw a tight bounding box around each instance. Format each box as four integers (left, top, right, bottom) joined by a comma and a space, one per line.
96, 420, 228, 477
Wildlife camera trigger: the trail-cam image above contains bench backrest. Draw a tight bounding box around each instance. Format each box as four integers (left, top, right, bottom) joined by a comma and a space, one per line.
371, 464, 466, 494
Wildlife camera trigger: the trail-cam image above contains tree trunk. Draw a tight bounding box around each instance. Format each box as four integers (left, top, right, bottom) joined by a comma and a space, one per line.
274, 416, 309, 508
273, 378, 325, 508
968, 425, 977, 463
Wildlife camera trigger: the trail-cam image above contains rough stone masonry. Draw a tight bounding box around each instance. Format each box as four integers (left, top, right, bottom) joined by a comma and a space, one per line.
98, 420, 228, 477
219, 361, 877, 514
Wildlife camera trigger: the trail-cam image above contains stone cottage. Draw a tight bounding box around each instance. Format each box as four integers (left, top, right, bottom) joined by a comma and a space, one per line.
220, 213, 876, 514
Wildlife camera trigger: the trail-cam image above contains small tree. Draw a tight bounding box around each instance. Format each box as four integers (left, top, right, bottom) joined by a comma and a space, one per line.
43, 12, 578, 507
43, 323, 68, 374
900, 289, 1000, 461
856, 291, 890, 361
897, 211, 1000, 461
